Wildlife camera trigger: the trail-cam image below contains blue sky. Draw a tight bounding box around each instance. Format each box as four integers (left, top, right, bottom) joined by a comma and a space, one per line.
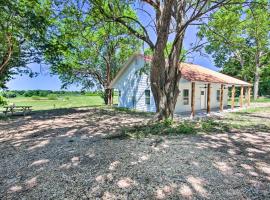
7, 4, 217, 91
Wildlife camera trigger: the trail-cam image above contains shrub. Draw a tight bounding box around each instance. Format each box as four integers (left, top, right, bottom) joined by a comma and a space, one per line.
3, 92, 16, 98
24, 91, 34, 97
117, 121, 197, 139
176, 122, 196, 134
0, 96, 7, 106
32, 95, 41, 100
39, 91, 49, 97
163, 118, 173, 127
201, 119, 218, 132
47, 94, 58, 100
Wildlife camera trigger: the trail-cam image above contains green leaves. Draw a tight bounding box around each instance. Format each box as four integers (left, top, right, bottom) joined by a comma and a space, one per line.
45, 0, 140, 91
0, 0, 52, 87
199, 0, 270, 89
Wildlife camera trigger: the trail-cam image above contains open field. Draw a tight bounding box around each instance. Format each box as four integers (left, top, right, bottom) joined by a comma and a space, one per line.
0, 95, 119, 112
0, 105, 270, 199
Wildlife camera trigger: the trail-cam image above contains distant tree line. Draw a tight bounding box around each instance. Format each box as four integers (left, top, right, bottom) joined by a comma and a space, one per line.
0, 90, 100, 98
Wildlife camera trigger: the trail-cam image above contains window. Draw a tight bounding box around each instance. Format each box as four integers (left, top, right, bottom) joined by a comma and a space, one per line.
216, 90, 220, 101
132, 95, 136, 108
183, 89, 189, 105
145, 90, 150, 105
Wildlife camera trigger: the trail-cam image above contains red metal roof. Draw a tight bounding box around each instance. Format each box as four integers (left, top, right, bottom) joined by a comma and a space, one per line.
139, 54, 251, 86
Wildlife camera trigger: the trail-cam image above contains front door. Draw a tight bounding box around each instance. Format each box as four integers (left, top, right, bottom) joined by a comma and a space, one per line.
200, 90, 206, 109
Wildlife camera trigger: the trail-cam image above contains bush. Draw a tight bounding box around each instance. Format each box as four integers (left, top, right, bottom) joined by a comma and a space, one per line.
24, 91, 34, 97
32, 95, 41, 100
176, 122, 196, 134
3, 92, 16, 98
47, 94, 58, 100
163, 118, 173, 127
39, 91, 50, 97
117, 121, 197, 139
0, 96, 7, 106
201, 119, 218, 132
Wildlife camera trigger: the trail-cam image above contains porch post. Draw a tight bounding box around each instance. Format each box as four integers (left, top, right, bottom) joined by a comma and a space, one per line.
231, 85, 235, 110
220, 84, 224, 112
240, 85, 244, 108
247, 86, 251, 107
191, 82, 195, 118
207, 83, 211, 114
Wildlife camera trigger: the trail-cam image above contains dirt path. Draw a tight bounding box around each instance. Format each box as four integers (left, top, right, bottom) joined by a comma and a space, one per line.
0, 107, 270, 199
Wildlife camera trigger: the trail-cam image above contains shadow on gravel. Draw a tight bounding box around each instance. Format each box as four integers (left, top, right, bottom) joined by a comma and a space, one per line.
1, 107, 270, 199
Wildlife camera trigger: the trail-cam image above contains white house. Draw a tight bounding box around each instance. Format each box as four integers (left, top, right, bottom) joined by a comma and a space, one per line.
109, 54, 251, 116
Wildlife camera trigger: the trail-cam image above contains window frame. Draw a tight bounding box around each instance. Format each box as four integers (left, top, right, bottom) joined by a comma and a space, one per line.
145, 89, 151, 105
216, 90, 220, 101
183, 89, 189, 105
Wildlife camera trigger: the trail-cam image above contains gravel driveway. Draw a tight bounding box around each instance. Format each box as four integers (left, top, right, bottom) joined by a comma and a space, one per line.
0, 107, 270, 199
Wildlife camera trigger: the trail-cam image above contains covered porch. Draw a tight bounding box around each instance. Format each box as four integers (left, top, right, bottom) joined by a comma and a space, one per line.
188, 83, 252, 119
180, 63, 252, 118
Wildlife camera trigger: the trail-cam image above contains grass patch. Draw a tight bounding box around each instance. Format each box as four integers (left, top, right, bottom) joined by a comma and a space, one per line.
110, 121, 198, 139
47, 94, 58, 100
201, 119, 230, 133
31, 95, 41, 100
0, 95, 106, 111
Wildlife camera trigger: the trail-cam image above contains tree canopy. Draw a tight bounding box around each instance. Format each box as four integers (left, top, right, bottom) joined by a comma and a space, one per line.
198, 0, 270, 98
45, 0, 140, 104
0, 0, 52, 88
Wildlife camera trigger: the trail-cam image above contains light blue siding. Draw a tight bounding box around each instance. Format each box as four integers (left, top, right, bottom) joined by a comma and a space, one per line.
113, 57, 156, 112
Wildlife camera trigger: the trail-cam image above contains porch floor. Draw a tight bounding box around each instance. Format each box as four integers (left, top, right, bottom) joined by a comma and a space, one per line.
174, 105, 246, 119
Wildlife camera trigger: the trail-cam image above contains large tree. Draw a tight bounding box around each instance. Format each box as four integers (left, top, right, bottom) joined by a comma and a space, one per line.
0, 0, 52, 87
90, 0, 249, 120
198, 0, 270, 99
45, 1, 140, 104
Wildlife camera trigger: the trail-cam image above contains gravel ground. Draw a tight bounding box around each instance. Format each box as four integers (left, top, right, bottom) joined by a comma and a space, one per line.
0, 107, 270, 199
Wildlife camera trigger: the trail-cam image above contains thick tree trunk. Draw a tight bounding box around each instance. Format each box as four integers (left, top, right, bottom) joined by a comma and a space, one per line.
105, 56, 112, 106
253, 64, 260, 100
104, 88, 112, 105
150, 0, 185, 121
150, 37, 184, 120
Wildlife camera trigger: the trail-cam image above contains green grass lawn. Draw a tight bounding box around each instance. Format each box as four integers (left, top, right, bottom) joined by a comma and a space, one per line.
228, 96, 270, 105
1, 95, 118, 111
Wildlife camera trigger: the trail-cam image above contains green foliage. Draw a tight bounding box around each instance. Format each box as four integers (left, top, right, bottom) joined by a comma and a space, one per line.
45, 1, 140, 100
2, 92, 16, 98
163, 118, 173, 127
47, 94, 58, 100
85, 92, 100, 96
177, 122, 196, 134
201, 119, 218, 132
198, 1, 270, 95
201, 119, 230, 133
0, 96, 7, 106
0, 0, 52, 88
117, 121, 197, 139
144, 42, 187, 61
